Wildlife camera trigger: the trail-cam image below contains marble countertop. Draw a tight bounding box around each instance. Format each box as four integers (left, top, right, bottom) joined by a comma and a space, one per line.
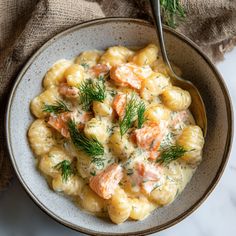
1, 48, 236, 236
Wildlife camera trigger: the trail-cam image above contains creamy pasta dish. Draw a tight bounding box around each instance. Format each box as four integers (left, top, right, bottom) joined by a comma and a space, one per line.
28, 44, 204, 224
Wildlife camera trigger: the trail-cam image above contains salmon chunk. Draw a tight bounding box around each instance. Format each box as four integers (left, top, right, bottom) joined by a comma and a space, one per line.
48, 111, 92, 138
112, 93, 127, 118
136, 162, 163, 194
91, 64, 109, 76
134, 121, 167, 160
48, 112, 72, 138
110, 63, 152, 89
58, 83, 79, 98
89, 163, 123, 199
134, 122, 160, 150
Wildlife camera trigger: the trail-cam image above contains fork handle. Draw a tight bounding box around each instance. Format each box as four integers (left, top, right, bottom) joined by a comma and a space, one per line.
149, 0, 173, 73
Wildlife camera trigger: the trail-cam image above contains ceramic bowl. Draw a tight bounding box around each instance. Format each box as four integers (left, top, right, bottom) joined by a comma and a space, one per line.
5, 18, 233, 235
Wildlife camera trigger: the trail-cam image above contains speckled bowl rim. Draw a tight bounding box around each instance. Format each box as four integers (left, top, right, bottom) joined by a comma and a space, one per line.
5, 17, 233, 236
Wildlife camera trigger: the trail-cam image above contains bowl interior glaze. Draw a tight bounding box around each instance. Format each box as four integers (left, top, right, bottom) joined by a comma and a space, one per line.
6, 18, 233, 236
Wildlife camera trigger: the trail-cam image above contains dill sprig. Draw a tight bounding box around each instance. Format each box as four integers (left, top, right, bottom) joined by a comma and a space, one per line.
54, 160, 73, 182
91, 157, 106, 169
43, 100, 71, 114
79, 79, 106, 110
119, 94, 139, 136
157, 145, 186, 164
81, 63, 89, 69
68, 120, 104, 157
160, 0, 186, 28
137, 101, 146, 129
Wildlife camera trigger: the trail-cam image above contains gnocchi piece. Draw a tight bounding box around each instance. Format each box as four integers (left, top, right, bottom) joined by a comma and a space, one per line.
43, 59, 72, 88
129, 44, 158, 66
38, 146, 71, 178
140, 72, 171, 101
64, 64, 84, 87
75, 50, 102, 67
129, 198, 155, 220
152, 58, 182, 78
76, 151, 91, 179
30, 87, 60, 118
151, 58, 169, 76
161, 86, 191, 111
99, 46, 134, 66
177, 125, 204, 164
108, 128, 134, 159
149, 180, 178, 206
52, 174, 84, 196
28, 119, 55, 156
93, 93, 113, 117
84, 118, 109, 144
79, 186, 106, 213
107, 187, 131, 224
145, 104, 171, 123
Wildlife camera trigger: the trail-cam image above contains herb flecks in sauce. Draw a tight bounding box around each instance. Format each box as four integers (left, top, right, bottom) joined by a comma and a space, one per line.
43, 100, 71, 114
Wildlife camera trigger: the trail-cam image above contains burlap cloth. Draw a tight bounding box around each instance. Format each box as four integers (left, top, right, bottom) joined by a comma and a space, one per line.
0, 0, 236, 191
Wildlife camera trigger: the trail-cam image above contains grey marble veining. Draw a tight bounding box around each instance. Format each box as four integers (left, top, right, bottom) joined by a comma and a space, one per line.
1, 47, 236, 236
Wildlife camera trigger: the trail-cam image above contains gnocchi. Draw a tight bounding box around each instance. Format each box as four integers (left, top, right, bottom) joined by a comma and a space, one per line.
99, 46, 134, 66
38, 146, 71, 178
129, 198, 155, 220
28, 119, 55, 156
129, 44, 158, 66
30, 87, 60, 118
52, 174, 84, 196
64, 64, 84, 87
107, 187, 131, 224
28, 44, 204, 224
141, 72, 171, 101
177, 125, 204, 164
43, 59, 72, 88
75, 50, 102, 67
79, 186, 106, 213
161, 86, 191, 111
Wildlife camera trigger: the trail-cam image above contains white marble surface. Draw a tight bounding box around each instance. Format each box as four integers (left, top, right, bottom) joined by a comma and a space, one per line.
1, 48, 236, 236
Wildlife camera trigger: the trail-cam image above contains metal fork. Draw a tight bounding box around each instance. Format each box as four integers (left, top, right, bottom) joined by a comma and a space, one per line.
149, 0, 207, 137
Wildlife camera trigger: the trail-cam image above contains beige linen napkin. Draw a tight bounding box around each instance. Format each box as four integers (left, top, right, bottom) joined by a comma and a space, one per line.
0, 0, 236, 191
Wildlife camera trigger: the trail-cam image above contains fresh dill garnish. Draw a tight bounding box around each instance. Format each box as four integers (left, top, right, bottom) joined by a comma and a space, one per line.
81, 63, 89, 69
98, 73, 110, 81
151, 183, 162, 192
79, 79, 106, 110
91, 157, 106, 169
90, 170, 97, 176
68, 120, 104, 157
126, 169, 134, 176
54, 160, 73, 182
160, 0, 186, 28
119, 94, 146, 135
119, 94, 139, 136
98, 75, 105, 82
137, 101, 146, 129
43, 100, 71, 114
157, 145, 187, 165
108, 90, 117, 97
